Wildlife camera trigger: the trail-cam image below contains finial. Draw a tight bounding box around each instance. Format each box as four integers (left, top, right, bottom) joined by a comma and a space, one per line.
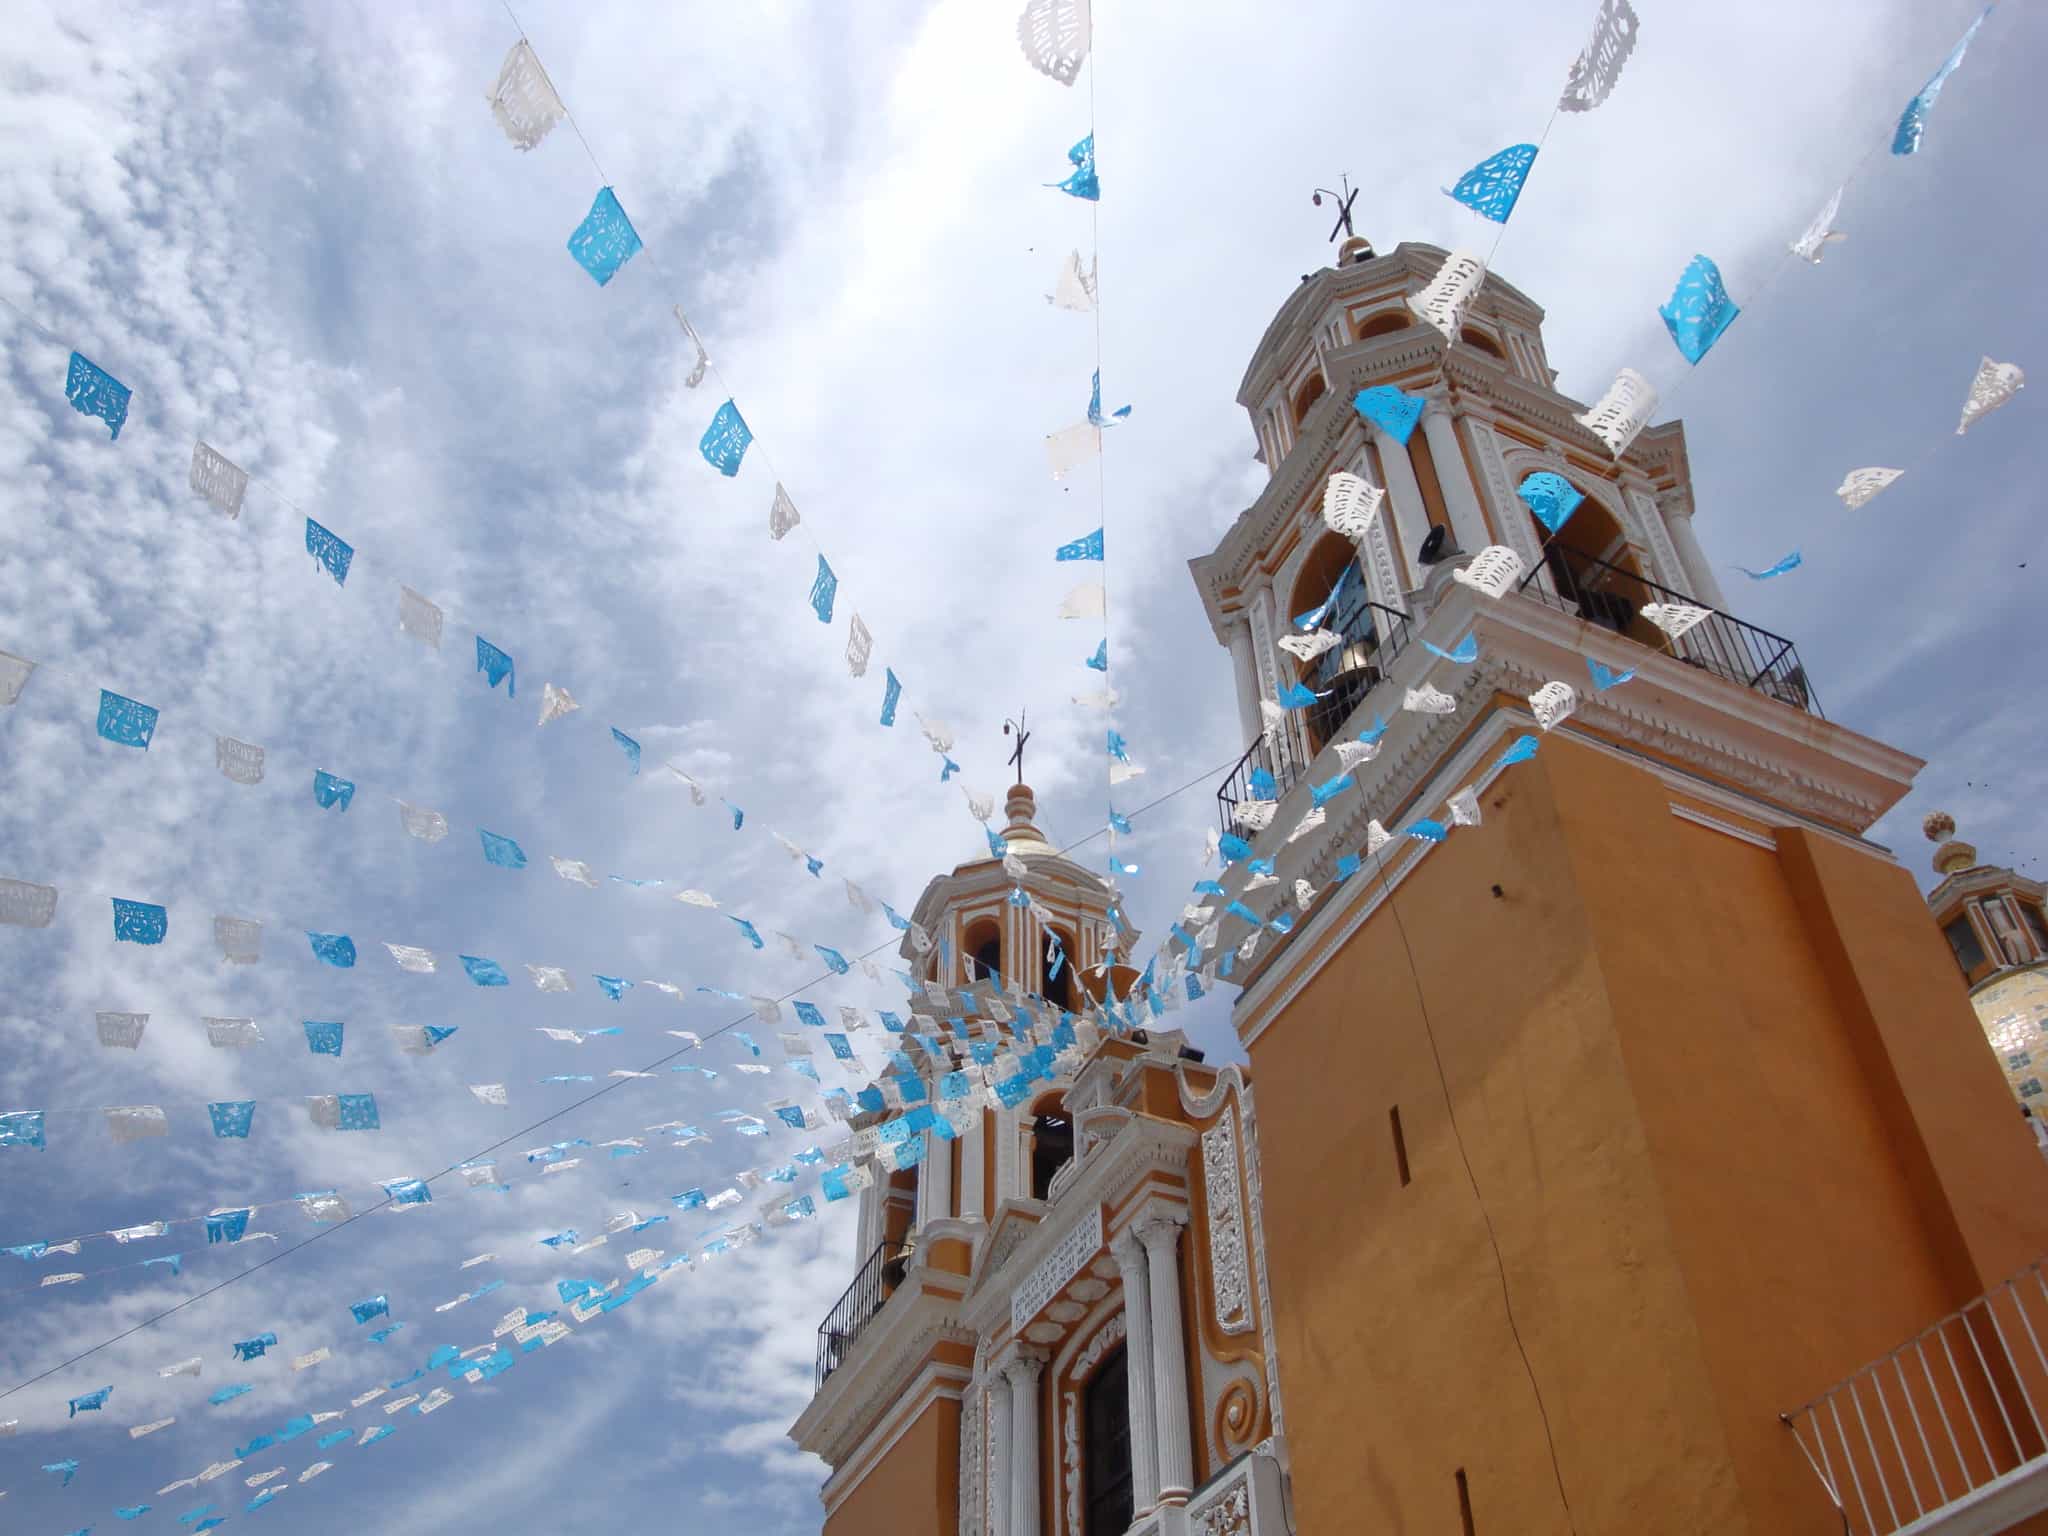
1311, 174, 1360, 245
1924, 810, 1978, 876
1003, 711, 1032, 788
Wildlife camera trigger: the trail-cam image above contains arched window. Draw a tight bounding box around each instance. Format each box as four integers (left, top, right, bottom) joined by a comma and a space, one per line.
1030, 1096, 1074, 1201
1527, 485, 1661, 649
1291, 372, 1327, 425
1289, 531, 1388, 754
1355, 309, 1410, 343
1083, 1344, 1135, 1534
964, 919, 1002, 992
1042, 927, 1080, 1012
1459, 326, 1507, 361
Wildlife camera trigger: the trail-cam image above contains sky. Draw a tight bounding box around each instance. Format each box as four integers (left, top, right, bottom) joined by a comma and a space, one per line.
0, 0, 2039, 1530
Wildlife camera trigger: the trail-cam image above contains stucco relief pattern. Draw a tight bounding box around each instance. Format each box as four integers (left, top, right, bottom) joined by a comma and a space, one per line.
1191, 1484, 1252, 1536
1348, 448, 1405, 617
1623, 485, 1688, 601
1057, 1311, 1128, 1536
1470, 422, 1546, 592
1202, 1109, 1253, 1334
959, 1374, 986, 1536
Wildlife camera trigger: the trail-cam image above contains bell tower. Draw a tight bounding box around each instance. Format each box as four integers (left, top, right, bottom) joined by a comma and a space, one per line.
790, 785, 1293, 1536
1922, 811, 2048, 1130
1188, 243, 2048, 1534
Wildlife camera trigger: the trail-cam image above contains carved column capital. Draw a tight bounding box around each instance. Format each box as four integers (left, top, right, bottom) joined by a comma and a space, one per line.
999, 1345, 1049, 1387
1109, 1225, 1148, 1275
1135, 1209, 1189, 1255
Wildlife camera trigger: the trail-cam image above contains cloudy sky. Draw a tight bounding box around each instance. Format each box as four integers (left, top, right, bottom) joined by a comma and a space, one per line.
0, 0, 2037, 1529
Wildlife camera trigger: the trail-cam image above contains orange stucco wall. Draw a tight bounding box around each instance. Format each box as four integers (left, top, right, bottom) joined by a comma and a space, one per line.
1246, 736, 2048, 1535
823, 1397, 960, 1536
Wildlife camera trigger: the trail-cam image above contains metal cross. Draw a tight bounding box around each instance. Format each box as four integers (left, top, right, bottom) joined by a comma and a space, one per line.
1311, 174, 1359, 244
1003, 712, 1031, 786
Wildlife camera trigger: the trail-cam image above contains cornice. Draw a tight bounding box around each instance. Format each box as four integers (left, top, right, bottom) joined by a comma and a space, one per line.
815, 1357, 974, 1515
960, 1113, 1197, 1337
1196, 315, 1695, 644
1209, 583, 1922, 999
1930, 867, 2046, 916
789, 1270, 972, 1468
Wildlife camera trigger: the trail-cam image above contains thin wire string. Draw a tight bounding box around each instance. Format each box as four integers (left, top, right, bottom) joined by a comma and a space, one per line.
0, 293, 923, 964
494, 0, 983, 793
0, 748, 1235, 1397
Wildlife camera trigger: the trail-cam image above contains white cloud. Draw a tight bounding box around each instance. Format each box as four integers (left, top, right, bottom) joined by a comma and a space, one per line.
0, 0, 2038, 1531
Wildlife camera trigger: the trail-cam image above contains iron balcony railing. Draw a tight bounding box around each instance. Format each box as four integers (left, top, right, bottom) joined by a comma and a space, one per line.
1783, 1258, 2048, 1535
1216, 551, 1824, 834
1216, 598, 1412, 834
1516, 548, 1822, 719
815, 1236, 912, 1388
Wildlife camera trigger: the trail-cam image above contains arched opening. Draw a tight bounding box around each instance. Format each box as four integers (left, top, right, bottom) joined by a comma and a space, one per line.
1459, 326, 1507, 361
1355, 309, 1410, 343
1042, 926, 1080, 1013
1288, 530, 1389, 755
1082, 1343, 1135, 1534
1291, 371, 1327, 425
963, 918, 1003, 992
1029, 1093, 1074, 1201
1529, 484, 1661, 649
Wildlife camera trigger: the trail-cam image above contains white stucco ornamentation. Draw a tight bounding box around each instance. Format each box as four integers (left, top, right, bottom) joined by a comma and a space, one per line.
1203, 1110, 1253, 1336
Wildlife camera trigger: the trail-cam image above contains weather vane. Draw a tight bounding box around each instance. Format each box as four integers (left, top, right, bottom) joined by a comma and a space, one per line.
1311, 173, 1359, 244
1003, 711, 1031, 787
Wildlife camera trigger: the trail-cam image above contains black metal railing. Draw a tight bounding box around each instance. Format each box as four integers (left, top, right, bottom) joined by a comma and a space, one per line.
1216, 598, 1412, 834
815, 1236, 912, 1387
1216, 551, 1822, 835
1515, 549, 1822, 719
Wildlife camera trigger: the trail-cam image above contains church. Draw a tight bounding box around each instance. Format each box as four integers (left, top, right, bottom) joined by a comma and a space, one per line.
788, 239, 2048, 1535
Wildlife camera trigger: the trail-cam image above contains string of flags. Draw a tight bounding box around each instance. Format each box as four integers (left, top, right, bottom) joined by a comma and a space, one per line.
14, 1153, 861, 1525
1, 613, 977, 960
1363, 0, 2022, 597
1015, 0, 1149, 956
0, 436, 946, 986
477, 27, 1006, 823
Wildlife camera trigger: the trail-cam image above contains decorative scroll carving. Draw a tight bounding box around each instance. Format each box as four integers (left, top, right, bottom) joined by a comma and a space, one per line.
1063, 1386, 1082, 1536
1620, 485, 1686, 595
1201, 1110, 1252, 1334
1072, 1311, 1127, 1378
1191, 1483, 1252, 1536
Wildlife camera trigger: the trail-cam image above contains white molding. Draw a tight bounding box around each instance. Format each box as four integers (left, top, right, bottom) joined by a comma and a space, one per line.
817, 1356, 973, 1515
1230, 688, 1908, 1051
961, 1115, 1197, 1337
790, 1270, 972, 1468
1669, 802, 1777, 851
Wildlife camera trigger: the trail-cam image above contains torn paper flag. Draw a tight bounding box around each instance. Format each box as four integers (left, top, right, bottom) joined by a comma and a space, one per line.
399, 587, 443, 648
1559, 0, 1640, 113
487, 38, 565, 150
190, 441, 249, 518
66, 351, 131, 438
1017, 0, 1090, 85
568, 186, 642, 285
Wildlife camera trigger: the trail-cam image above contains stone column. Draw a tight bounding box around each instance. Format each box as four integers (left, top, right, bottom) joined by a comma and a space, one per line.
988, 1368, 1013, 1536
1421, 404, 1491, 559
855, 1175, 882, 1259
1004, 1349, 1047, 1536
960, 1110, 986, 1223
1665, 504, 1728, 611
1139, 1213, 1196, 1504
1110, 1228, 1162, 1512
922, 1119, 954, 1226
1228, 618, 1261, 744
1371, 425, 1430, 591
